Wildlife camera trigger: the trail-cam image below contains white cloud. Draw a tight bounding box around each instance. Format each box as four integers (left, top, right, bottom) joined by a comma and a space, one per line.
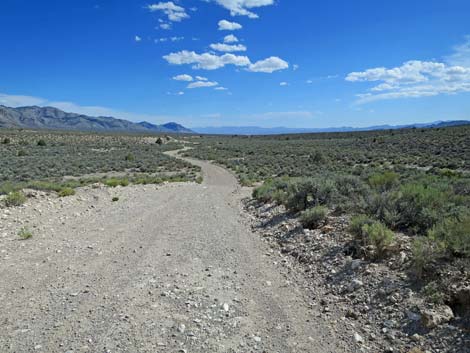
147, 2, 189, 22
210, 43, 247, 52
187, 81, 219, 89
0, 93, 46, 107
163, 50, 250, 70
160, 23, 172, 30
177, 91, 185, 95
218, 19, 242, 31
279, 82, 288, 86
446, 36, 470, 67
173, 74, 193, 81
211, 0, 275, 19
346, 59, 470, 104
164, 50, 288, 73
195, 76, 208, 81
135, 35, 142, 42
215, 87, 228, 90
224, 34, 239, 43
248, 56, 289, 73
293, 64, 299, 71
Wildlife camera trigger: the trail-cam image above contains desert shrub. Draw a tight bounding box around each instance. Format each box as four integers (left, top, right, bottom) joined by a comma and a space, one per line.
428, 215, 470, 257
252, 179, 288, 203
156, 137, 163, 145
284, 178, 337, 212
362, 221, 395, 259
284, 179, 311, 212
2, 137, 11, 144
4, 191, 27, 207
300, 206, 328, 229
367, 191, 401, 228
393, 183, 448, 234
112, 197, 119, 202
105, 178, 129, 187
37, 139, 47, 146
348, 214, 375, 240
125, 153, 135, 161
17, 149, 27, 156
334, 175, 370, 212
58, 188, 76, 197
411, 237, 443, 279
368, 171, 399, 192
438, 168, 461, 178
196, 176, 203, 184
18, 227, 33, 240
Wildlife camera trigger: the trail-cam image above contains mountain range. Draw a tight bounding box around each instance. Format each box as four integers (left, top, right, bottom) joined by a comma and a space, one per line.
1, 105, 468, 136
0, 105, 193, 134
193, 120, 470, 135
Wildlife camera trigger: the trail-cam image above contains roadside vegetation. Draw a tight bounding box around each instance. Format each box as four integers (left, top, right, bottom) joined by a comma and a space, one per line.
0, 130, 202, 203
183, 126, 470, 306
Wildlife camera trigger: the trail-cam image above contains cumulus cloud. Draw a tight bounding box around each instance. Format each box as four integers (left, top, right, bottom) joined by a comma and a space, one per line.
346, 59, 470, 104
210, 43, 247, 52
135, 35, 142, 42
248, 56, 289, 73
187, 81, 219, 89
148, 2, 189, 22
280, 82, 288, 86
164, 50, 288, 73
211, 0, 275, 19
224, 34, 239, 43
215, 86, 228, 90
218, 19, 242, 30
163, 50, 250, 70
195, 76, 208, 81
173, 74, 193, 81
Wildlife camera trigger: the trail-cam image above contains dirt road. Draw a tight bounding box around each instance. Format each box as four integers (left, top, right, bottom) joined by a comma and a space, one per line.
0, 153, 353, 352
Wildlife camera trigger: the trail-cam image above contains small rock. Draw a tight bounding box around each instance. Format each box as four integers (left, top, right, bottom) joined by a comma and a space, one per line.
353, 332, 364, 344
421, 305, 454, 329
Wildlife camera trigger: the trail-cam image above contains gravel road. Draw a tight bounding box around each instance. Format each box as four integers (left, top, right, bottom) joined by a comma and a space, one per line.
0, 152, 353, 353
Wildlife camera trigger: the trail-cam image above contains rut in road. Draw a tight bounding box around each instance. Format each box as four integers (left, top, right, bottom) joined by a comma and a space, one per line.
0, 151, 353, 353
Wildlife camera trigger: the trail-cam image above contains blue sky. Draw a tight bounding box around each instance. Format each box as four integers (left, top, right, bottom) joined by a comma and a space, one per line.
1, 0, 470, 128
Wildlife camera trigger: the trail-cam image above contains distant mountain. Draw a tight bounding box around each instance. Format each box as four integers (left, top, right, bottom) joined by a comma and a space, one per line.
0, 105, 193, 134
194, 120, 470, 135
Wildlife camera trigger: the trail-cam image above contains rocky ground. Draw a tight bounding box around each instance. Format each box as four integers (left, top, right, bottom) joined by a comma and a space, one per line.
0, 155, 358, 353
244, 200, 470, 353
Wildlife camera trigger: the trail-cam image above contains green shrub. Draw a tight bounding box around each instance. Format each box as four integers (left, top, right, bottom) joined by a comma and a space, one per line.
196, 176, 203, 184
105, 178, 129, 187
411, 237, 443, 279
125, 153, 135, 161
300, 206, 328, 229
284, 178, 337, 212
2, 137, 11, 144
4, 191, 27, 207
58, 188, 76, 197
18, 227, 33, 240
393, 183, 448, 234
428, 215, 470, 257
112, 197, 119, 202
348, 214, 375, 240
37, 139, 47, 146
252, 179, 288, 203
362, 221, 395, 259
17, 149, 27, 156
368, 171, 399, 191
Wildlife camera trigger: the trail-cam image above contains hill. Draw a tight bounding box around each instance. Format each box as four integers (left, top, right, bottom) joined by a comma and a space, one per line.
0, 105, 193, 134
